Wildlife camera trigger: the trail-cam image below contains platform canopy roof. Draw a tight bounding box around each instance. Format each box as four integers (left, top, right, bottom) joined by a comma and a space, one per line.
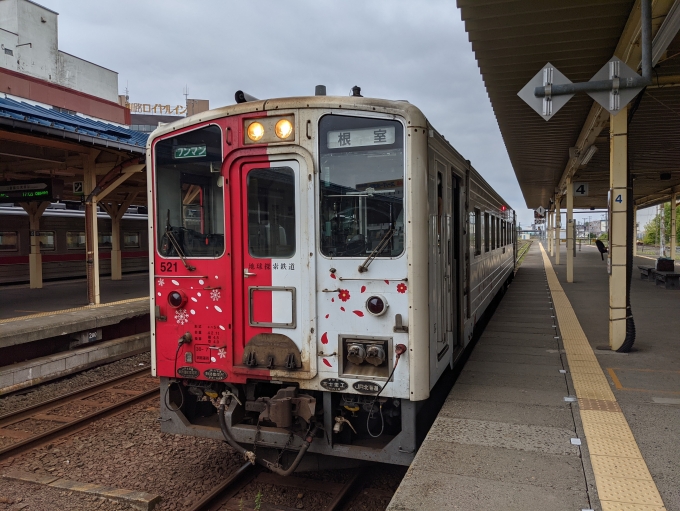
0, 97, 149, 205
458, 0, 680, 211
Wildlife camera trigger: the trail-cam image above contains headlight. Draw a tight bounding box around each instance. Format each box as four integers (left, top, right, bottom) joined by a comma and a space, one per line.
243, 115, 294, 144
247, 122, 265, 142
275, 119, 294, 139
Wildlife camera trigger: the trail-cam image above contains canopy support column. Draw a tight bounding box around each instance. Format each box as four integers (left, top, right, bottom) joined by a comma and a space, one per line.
555, 198, 561, 265
549, 209, 554, 255
84, 151, 101, 305
102, 193, 138, 281
567, 179, 574, 282
19, 201, 50, 289
671, 193, 677, 260
609, 107, 629, 351
633, 206, 638, 257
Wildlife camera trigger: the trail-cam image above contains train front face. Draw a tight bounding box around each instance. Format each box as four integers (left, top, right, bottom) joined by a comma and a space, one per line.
149, 99, 422, 466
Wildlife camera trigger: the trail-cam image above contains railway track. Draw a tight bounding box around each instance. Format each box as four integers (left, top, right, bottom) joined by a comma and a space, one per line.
188, 463, 374, 511
0, 367, 158, 461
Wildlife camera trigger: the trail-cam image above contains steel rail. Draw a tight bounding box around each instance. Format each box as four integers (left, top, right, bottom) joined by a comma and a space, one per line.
0, 366, 150, 422
0, 372, 158, 462
186, 462, 260, 511
187, 463, 368, 511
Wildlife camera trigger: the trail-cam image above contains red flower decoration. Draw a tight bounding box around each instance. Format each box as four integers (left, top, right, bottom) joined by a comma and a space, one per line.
321, 332, 329, 344
338, 289, 350, 302
323, 358, 332, 367
325, 314, 329, 319
361, 285, 366, 293
384, 280, 390, 285
352, 310, 364, 317
397, 283, 407, 294
330, 273, 336, 279
340, 307, 345, 312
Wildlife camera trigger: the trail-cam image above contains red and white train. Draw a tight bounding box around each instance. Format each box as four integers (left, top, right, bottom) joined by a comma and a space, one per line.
148, 90, 515, 472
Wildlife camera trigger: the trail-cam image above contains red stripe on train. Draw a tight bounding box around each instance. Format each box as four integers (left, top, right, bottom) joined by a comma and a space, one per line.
0, 251, 148, 265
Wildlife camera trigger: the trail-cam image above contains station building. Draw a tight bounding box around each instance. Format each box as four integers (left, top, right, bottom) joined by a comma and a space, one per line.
0, 0, 210, 304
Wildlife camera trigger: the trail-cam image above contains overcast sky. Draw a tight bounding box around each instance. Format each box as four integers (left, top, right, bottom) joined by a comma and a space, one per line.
48, 0, 534, 225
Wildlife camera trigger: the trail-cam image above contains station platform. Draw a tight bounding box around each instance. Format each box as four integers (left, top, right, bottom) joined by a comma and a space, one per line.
0, 274, 150, 394
388, 242, 678, 511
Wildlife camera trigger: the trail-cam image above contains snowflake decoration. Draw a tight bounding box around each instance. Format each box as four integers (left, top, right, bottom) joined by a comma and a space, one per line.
175, 308, 189, 325
157, 278, 165, 287
338, 289, 350, 302
210, 288, 221, 301
397, 283, 408, 294
218, 348, 226, 359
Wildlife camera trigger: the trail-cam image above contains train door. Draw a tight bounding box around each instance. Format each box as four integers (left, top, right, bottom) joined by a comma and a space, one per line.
451, 172, 462, 354
430, 159, 453, 385
230, 158, 314, 376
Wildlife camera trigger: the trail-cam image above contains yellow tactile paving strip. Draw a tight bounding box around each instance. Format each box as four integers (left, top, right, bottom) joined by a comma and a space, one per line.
0, 297, 148, 324
538, 243, 666, 511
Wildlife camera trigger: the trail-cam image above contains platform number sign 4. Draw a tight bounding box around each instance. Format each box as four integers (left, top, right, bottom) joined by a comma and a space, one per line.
615, 194, 623, 203
573, 182, 589, 197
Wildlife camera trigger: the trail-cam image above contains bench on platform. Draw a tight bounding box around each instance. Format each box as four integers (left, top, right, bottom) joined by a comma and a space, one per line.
638, 266, 656, 281
654, 271, 680, 290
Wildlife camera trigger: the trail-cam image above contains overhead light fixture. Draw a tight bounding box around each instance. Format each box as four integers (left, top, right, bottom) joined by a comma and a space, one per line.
580, 145, 598, 166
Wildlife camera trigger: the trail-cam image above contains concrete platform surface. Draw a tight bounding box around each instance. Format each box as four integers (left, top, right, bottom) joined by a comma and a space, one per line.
388, 245, 597, 511
0, 297, 150, 348
0, 273, 149, 320
550, 243, 680, 510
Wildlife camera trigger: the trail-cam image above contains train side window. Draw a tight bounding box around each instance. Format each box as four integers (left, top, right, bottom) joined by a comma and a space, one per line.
38, 231, 55, 251
491, 215, 496, 250
501, 220, 506, 246
484, 212, 490, 252
247, 167, 296, 258
0, 231, 18, 251
496, 217, 500, 248
98, 232, 112, 249
472, 208, 481, 256
66, 231, 86, 250
124, 232, 140, 248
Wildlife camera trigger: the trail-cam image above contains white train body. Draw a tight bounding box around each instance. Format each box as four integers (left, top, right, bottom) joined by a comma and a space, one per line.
148, 95, 514, 467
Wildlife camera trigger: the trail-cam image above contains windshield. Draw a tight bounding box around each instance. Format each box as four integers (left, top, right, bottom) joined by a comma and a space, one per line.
154, 125, 224, 258
318, 115, 404, 258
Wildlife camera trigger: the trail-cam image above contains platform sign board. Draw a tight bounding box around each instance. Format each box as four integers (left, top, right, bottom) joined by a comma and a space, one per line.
0, 179, 63, 202
535, 206, 546, 216
587, 57, 644, 115
73, 181, 84, 195
574, 182, 589, 197
517, 63, 574, 121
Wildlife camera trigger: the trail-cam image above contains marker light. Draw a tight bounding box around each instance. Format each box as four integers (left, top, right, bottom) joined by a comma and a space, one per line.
247, 122, 265, 142
168, 290, 187, 309
275, 119, 294, 139
366, 295, 388, 316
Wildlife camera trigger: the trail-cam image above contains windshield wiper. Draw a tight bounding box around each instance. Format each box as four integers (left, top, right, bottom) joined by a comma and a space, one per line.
358, 228, 394, 273
165, 209, 196, 271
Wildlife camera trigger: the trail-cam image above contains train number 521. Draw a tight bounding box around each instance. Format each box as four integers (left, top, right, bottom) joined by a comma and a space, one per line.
159, 262, 178, 272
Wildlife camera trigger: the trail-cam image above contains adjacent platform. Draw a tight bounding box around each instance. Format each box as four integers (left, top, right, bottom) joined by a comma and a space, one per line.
388, 242, 678, 511
0, 275, 150, 394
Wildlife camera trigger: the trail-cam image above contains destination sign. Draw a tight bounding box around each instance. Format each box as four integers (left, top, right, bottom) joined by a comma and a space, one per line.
327, 126, 395, 149
173, 145, 207, 159
0, 179, 63, 202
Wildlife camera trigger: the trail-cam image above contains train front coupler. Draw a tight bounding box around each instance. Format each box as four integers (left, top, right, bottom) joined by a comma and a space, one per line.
216, 386, 321, 476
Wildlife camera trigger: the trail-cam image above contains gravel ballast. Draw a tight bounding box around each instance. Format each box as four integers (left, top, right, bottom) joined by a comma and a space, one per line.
0, 353, 150, 416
